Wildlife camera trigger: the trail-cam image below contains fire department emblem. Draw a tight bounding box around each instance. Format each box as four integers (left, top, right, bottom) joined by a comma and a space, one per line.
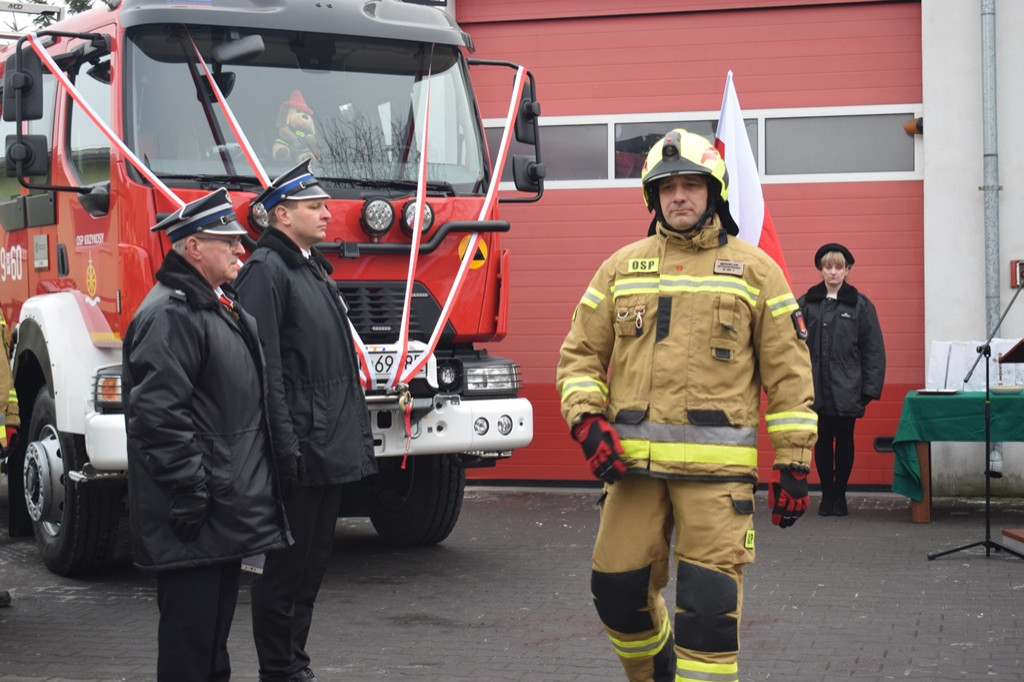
86, 255, 99, 305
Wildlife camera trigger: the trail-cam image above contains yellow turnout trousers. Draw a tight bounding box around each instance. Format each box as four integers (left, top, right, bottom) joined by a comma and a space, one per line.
591, 475, 756, 682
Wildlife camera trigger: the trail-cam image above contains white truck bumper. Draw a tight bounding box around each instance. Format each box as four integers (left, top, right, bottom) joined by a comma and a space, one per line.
370, 396, 533, 458
83, 412, 128, 471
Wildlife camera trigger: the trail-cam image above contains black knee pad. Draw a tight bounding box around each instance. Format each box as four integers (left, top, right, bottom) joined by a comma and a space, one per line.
592, 564, 655, 634
674, 560, 738, 652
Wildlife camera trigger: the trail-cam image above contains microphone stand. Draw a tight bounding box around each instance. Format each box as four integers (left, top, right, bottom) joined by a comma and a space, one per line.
928, 285, 1024, 560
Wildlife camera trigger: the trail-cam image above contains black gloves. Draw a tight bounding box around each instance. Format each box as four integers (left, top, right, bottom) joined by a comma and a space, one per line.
572, 415, 627, 484
768, 466, 809, 528
168, 484, 209, 543
277, 454, 306, 499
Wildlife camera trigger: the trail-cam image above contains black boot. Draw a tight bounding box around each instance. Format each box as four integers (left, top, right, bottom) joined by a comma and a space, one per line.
818, 480, 835, 516
833, 493, 848, 517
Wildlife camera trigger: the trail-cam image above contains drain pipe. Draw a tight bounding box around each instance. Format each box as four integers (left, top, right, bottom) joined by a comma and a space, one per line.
981, 0, 1003, 475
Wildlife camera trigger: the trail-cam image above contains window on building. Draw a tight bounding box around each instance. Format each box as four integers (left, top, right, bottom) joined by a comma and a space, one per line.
615, 119, 757, 179
615, 121, 701, 179
765, 113, 914, 174
486, 108, 916, 186
486, 123, 606, 182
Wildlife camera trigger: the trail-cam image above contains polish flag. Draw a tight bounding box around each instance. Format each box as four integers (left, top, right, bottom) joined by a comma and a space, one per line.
714, 71, 792, 285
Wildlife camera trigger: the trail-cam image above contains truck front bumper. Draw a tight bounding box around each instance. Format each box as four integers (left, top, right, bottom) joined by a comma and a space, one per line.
369, 396, 533, 458
83, 412, 128, 472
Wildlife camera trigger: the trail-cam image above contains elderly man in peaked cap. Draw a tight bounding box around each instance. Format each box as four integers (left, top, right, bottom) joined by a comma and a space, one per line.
238, 160, 375, 682
122, 188, 291, 682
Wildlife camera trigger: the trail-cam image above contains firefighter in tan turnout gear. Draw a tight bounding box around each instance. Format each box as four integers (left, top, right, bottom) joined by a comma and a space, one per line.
556, 129, 817, 682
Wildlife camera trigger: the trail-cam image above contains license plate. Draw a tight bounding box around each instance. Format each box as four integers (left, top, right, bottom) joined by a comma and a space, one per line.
367, 343, 430, 383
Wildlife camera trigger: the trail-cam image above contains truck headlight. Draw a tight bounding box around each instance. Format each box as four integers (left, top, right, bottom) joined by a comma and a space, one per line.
93, 366, 123, 413
474, 417, 489, 435
497, 414, 513, 436
361, 198, 394, 239
437, 359, 462, 391
401, 200, 434, 236
464, 363, 521, 394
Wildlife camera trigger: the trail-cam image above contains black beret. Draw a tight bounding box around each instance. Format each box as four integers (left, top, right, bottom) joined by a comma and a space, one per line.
814, 243, 854, 269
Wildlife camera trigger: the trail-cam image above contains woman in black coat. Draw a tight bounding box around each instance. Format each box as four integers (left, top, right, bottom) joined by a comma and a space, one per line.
798, 243, 886, 517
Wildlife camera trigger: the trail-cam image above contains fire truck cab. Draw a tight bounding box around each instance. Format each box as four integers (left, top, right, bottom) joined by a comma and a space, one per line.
0, 0, 543, 576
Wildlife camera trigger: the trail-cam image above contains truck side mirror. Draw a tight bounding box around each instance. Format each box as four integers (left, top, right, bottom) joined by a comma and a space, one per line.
513, 80, 540, 146
77, 182, 110, 217
3, 47, 45, 122
511, 154, 545, 194
4, 134, 48, 177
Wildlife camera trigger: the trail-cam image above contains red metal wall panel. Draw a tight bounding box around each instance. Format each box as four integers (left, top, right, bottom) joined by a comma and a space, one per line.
457, 0, 903, 25
465, 2, 921, 118
463, 2, 924, 485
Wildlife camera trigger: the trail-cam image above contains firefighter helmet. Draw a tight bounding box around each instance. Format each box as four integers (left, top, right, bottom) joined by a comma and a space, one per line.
640, 128, 738, 236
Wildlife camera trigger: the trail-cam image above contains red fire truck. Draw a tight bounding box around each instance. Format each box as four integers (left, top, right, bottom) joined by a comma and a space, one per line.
0, 0, 543, 576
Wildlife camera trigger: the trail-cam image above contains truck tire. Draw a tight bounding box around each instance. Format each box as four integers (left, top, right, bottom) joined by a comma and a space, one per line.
366, 453, 465, 546
24, 388, 122, 577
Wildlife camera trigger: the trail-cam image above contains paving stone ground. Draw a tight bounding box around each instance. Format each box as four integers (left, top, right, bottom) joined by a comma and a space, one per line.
1, 482, 1023, 681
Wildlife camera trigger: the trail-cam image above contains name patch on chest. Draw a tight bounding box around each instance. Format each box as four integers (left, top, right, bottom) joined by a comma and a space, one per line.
628, 258, 659, 273
713, 259, 745, 276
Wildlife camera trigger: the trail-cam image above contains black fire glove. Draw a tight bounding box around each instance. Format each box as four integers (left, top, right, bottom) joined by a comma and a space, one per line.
768, 466, 809, 528
277, 454, 303, 499
168, 484, 209, 543
572, 415, 627, 484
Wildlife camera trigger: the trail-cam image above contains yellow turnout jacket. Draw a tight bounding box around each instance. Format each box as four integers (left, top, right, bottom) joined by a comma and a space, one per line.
556, 218, 816, 482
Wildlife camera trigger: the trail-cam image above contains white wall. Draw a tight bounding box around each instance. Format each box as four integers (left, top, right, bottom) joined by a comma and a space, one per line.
922, 0, 1024, 495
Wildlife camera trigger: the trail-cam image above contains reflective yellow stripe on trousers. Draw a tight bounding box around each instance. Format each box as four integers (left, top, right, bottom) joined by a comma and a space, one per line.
606, 611, 672, 659
676, 658, 739, 682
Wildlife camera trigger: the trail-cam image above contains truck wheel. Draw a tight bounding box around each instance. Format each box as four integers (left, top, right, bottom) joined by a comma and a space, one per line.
366, 453, 465, 546
22, 387, 122, 577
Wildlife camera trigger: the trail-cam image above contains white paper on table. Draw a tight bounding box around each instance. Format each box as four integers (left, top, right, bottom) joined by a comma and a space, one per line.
927, 339, 1024, 390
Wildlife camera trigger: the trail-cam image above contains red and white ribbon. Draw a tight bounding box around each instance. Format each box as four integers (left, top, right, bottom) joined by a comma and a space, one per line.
398, 65, 526, 384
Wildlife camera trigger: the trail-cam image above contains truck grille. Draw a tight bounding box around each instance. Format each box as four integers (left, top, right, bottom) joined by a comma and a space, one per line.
336, 281, 454, 345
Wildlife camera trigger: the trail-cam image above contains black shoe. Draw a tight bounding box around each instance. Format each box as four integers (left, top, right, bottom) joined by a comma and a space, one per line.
0, 590, 10, 607
288, 669, 318, 682
818, 495, 834, 516
833, 495, 848, 516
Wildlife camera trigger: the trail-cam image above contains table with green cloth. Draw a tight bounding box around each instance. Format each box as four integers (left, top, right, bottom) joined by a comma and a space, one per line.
892, 390, 1024, 507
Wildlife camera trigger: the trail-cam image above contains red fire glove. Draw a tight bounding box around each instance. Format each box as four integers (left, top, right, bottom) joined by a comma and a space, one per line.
768, 466, 809, 528
2, 425, 17, 455
572, 415, 627, 483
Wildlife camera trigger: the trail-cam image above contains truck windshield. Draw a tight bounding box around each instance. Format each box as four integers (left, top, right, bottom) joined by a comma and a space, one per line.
124, 26, 487, 195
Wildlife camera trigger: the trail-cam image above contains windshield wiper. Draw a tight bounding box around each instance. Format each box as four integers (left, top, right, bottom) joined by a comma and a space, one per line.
323, 177, 457, 196
154, 174, 265, 192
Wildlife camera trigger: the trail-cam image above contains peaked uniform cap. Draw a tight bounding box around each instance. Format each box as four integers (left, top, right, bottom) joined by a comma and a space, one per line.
151, 188, 246, 242
248, 159, 330, 229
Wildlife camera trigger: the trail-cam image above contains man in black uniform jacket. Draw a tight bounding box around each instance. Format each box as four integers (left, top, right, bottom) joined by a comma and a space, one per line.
238, 161, 376, 682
